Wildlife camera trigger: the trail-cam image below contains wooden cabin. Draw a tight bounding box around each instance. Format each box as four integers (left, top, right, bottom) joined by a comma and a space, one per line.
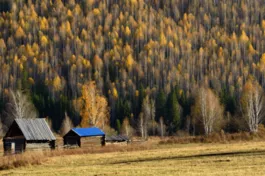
105, 135, 130, 145
3, 119, 56, 154
63, 127, 105, 147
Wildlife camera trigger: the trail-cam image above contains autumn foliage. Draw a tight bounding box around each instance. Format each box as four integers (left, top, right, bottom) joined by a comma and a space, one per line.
1, 0, 265, 135
240, 78, 265, 133
192, 87, 224, 135
74, 81, 109, 129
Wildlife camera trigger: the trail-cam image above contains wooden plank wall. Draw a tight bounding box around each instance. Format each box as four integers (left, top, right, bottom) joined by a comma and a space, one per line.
80, 136, 103, 147
3, 140, 55, 154
26, 143, 51, 151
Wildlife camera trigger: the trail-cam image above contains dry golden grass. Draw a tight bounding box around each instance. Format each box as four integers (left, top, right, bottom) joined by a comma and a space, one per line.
0, 142, 154, 171
1, 141, 265, 175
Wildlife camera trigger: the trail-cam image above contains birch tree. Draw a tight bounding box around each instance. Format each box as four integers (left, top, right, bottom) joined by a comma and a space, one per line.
241, 79, 265, 133
4, 90, 38, 127
121, 117, 133, 137
138, 112, 144, 139
193, 87, 224, 135
150, 99, 156, 135
140, 96, 155, 139
159, 116, 166, 137
60, 112, 74, 136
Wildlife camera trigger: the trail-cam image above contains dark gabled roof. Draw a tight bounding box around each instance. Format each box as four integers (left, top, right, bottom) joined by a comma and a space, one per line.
70, 127, 105, 137
14, 119, 56, 141
105, 135, 129, 142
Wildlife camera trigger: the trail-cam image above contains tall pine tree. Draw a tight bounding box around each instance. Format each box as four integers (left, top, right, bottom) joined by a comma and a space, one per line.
155, 90, 166, 121
166, 89, 181, 135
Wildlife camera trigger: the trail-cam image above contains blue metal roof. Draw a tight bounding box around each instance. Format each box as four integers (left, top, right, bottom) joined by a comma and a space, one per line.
72, 127, 105, 137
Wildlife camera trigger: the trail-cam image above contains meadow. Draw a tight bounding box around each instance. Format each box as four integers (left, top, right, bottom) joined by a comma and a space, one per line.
1, 140, 265, 176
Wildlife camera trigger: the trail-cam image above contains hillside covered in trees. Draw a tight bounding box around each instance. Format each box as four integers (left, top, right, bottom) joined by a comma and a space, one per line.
0, 0, 265, 136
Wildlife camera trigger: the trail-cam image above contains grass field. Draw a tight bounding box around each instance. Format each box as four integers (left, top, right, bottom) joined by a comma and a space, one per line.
1, 141, 265, 176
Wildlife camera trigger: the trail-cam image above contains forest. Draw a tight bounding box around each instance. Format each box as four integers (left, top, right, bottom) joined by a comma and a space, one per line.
0, 0, 265, 137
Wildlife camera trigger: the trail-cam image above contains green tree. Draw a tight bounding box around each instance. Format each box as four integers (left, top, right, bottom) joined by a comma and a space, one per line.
155, 90, 166, 121
166, 89, 181, 134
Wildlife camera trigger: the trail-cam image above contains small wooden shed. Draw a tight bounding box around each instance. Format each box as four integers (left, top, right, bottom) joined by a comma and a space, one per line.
63, 127, 105, 147
3, 119, 56, 154
105, 135, 130, 144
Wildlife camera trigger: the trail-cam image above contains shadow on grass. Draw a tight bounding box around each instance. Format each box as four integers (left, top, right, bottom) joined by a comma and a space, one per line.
111, 150, 265, 164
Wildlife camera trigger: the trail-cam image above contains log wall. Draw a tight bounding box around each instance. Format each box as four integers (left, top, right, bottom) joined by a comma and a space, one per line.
80, 136, 104, 147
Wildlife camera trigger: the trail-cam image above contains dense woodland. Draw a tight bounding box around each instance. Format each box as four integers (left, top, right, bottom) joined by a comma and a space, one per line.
0, 0, 265, 137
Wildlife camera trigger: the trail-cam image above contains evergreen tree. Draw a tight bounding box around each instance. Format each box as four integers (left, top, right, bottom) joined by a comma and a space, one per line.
116, 119, 121, 134
220, 88, 237, 115
155, 90, 166, 121
166, 89, 181, 135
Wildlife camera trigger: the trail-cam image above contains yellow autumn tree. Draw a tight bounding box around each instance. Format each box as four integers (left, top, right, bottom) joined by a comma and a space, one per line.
15, 26, 25, 39
126, 54, 134, 70
112, 87, 118, 99
93, 8, 100, 16
40, 17, 49, 31
160, 32, 167, 46
53, 75, 63, 92
41, 35, 48, 47
124, 26, 131, 36
67, 9, 73, 18
240, 31, 249, 43
74, 81, 109, 128
248, 44, 256, 55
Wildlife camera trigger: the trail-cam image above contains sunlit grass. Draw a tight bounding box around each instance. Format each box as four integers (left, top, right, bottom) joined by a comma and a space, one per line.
1, 141, 265, 175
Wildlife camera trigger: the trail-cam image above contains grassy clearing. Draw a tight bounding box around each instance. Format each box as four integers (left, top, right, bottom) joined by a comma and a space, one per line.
1, 141, 265, 176
0, 142, 154, 171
